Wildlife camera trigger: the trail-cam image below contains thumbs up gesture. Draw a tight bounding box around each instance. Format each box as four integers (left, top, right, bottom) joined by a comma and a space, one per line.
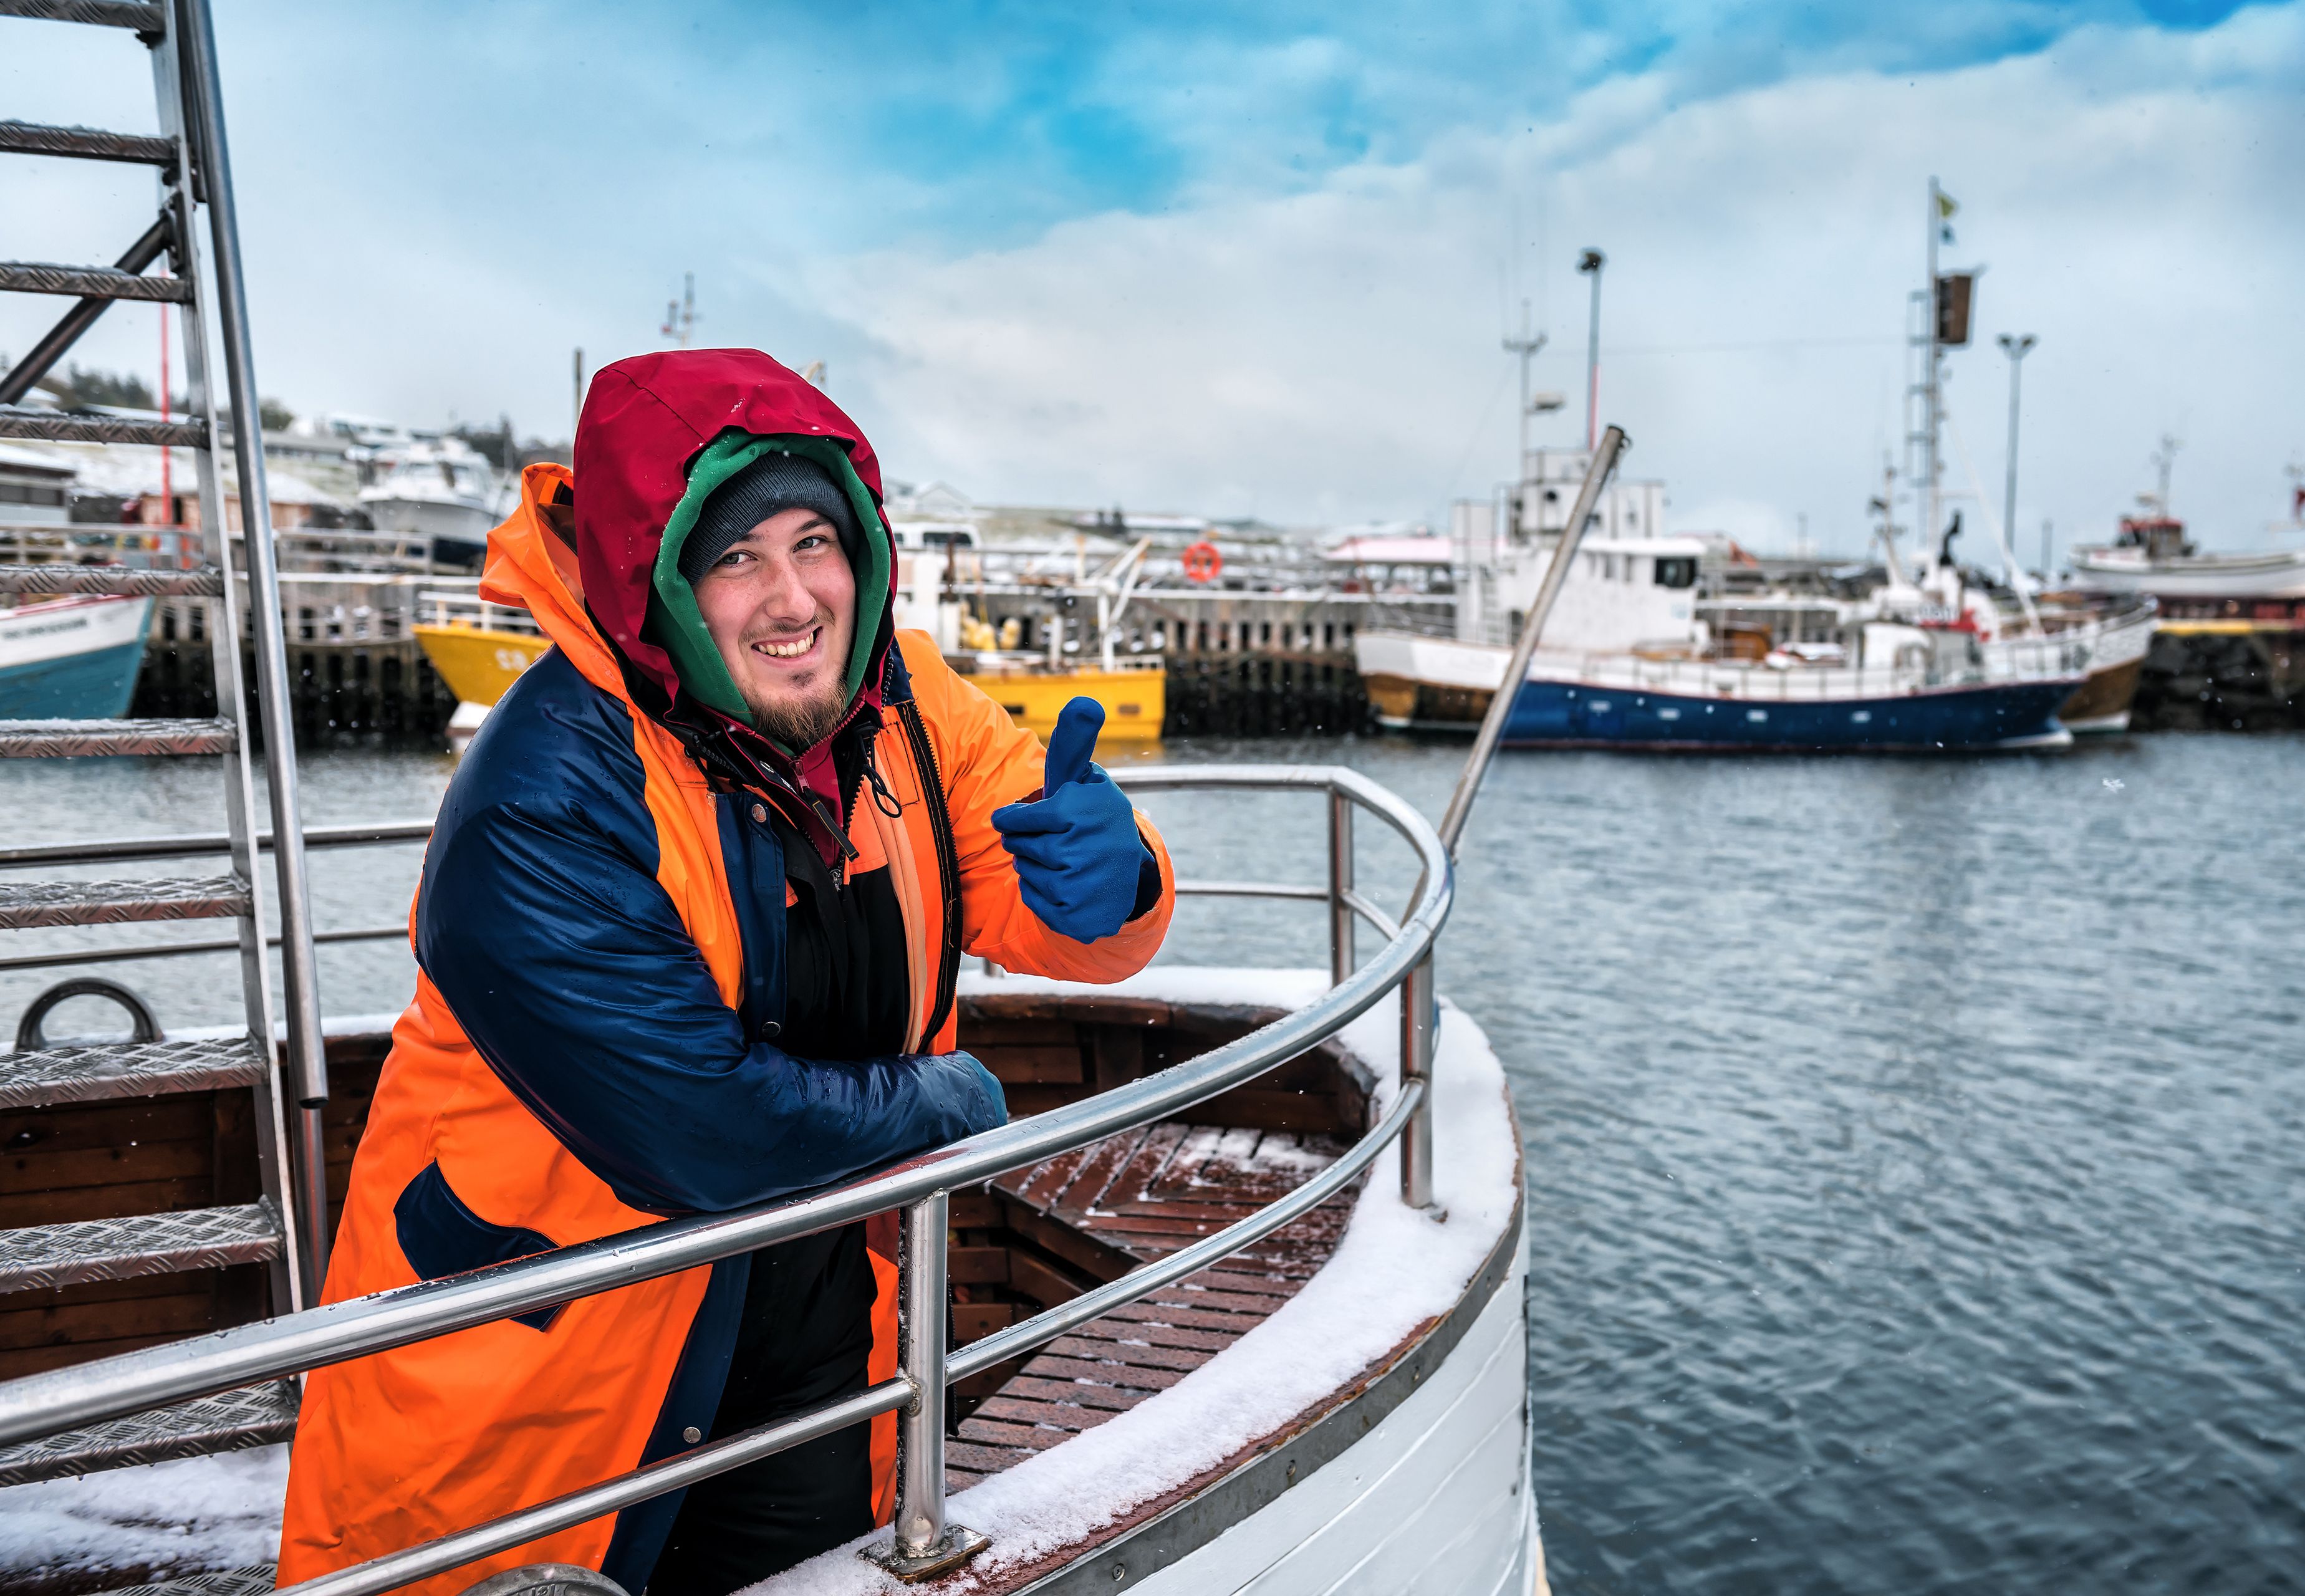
991, 698, 1157, 944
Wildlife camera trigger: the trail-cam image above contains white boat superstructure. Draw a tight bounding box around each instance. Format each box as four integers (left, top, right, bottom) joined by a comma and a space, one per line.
356, 439, 507, 550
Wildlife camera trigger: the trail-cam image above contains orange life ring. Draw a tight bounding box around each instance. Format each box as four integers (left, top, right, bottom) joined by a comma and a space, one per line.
1181, 541, 1222, 584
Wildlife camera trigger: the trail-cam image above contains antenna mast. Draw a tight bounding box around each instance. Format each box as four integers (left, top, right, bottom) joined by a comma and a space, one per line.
661, 272, 696, 348
1501, 299, 1546, 485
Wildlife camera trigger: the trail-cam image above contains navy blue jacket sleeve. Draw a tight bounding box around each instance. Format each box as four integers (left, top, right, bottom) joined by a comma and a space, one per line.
415, 787, 1007, 1216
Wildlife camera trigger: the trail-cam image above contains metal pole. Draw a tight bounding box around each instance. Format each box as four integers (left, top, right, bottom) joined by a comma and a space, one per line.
1997, 333, 2036, 583
1925, 180, 1942, 579
1327, 787, 1354, 987
868, 1193, 988, 1579
178, 0, 331, 1294
1578, 250, 1605, 452
1398, 953, 1437, 1213
1436, 426, 1629, 854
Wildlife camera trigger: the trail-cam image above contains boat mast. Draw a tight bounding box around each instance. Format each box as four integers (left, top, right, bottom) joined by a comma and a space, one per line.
1923, 178, 1944, 595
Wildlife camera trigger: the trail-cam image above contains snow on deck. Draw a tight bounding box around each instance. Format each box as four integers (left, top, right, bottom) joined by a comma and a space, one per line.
0, 970, 1520, 1592
757, 966, 1519, 1594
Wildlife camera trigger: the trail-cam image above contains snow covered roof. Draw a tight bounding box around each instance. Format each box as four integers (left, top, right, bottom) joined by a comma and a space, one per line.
1324, 534, 1454, 565
0, 444, 75, 481
9, 441, 339, 506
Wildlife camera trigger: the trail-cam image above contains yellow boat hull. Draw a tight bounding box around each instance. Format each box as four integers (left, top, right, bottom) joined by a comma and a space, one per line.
418, 623, 1166, 743
414, 623, 551, 708
966, 665, 1165, 743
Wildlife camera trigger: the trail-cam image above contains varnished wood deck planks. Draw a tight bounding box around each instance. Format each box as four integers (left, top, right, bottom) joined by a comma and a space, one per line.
946, 1120, 1358, 1489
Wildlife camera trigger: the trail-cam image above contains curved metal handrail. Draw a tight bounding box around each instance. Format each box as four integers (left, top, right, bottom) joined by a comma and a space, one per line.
0, 763, 1453, 1590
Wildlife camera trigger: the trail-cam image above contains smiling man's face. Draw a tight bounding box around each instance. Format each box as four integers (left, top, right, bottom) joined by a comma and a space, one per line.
691, 506, 857, 747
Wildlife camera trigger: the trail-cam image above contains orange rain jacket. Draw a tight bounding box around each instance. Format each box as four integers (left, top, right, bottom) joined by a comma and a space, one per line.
277, 352, 1175, 1593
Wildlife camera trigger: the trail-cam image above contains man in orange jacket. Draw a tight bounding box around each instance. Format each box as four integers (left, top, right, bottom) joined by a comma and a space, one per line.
277, 349, 1175, 1596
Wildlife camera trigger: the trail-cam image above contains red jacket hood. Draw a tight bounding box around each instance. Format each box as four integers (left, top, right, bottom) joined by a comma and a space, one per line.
573, 347, 893, 709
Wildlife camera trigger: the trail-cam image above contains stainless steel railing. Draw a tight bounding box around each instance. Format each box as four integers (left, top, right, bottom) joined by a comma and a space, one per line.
0, 762, 1452, 1589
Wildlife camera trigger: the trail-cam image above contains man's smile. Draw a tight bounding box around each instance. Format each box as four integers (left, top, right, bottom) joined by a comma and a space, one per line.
750, 627, 822, 662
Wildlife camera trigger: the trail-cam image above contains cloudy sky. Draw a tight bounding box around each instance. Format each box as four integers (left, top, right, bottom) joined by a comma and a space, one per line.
4, 1, 2299, 555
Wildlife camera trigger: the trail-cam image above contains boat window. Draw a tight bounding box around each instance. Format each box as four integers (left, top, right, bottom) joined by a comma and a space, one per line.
1653, 557, 1697, 589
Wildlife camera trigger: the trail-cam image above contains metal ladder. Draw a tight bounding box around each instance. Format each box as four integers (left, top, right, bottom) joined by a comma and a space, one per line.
0, 0, 329, 1482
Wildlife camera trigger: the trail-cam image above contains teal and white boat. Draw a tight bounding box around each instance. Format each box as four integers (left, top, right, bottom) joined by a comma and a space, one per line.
0, 592, 155, 719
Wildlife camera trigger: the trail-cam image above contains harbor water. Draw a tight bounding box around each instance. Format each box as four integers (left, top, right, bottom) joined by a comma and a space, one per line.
1, 734, 2299, 1593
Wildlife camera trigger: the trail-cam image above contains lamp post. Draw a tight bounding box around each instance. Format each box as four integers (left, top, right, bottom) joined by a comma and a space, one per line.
1996, 332, 2036, 580
1577, 249, 1605, 452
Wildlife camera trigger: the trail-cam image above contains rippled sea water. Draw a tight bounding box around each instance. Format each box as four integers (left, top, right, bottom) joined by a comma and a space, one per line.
2, 731, 2299, 1593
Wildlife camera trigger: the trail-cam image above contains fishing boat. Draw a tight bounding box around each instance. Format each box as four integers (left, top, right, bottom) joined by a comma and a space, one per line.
357, 440, 508, 570
2069, 514, 2305, 600
416, 519, 1168, 754
0, 592, 155, 719
411, 584, 550, 752
1358, 448, 2082, 752
2026, 594, 2157, 734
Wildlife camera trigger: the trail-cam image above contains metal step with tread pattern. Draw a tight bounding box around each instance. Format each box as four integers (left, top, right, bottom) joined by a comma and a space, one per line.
0, 1201, 284, 1292
89, 1569, 279, 1596
0, 1381, 299, 1487
0, 118, 175, 166
0, 562, 223, 597
0, 875, 250, 928
0, 261, 189, 301
0, 0, 165, 30
0, 1032, 266, 1110
0, 717, 236, 757
0, 404, 205, 448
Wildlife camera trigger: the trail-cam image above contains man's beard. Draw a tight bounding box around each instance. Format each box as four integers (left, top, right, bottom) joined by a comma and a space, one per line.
747, 672, 848, 750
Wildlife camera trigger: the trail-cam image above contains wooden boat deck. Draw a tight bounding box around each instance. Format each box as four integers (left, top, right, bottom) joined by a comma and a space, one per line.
948, 1121, 1358, 1488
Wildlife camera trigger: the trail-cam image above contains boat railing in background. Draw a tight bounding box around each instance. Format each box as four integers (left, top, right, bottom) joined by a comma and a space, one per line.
0, 764, 1453, 1591
417, 580, 544, 636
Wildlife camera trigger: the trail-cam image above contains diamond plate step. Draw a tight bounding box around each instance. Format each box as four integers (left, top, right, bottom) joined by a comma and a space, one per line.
0, 118, 175, 166
0, 875, 250, 928
0, 1381, 298, 1487
0, 1202, 283, 1292
0, 1032, 265, 1109
0, 0, 165, 31
0, 262, 188, 301
90, 1569, 278, 1596
0, 718, 235, 757
0, 405, 205, 448
0, 562, 223, 597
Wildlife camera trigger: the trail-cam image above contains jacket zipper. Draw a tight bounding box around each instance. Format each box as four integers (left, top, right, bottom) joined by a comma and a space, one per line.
895, 698, 963, 1046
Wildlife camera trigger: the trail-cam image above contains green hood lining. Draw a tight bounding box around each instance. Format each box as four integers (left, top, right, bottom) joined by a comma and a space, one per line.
643, 431, 891, 741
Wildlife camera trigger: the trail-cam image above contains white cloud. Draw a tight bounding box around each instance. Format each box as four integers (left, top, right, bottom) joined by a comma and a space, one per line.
6, 5, 2299, 561
804, 4, 2305, 554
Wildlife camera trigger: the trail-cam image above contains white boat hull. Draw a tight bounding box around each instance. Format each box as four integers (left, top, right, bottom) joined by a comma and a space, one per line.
1133, 1239, 1541, 1596
356, 493, 498, 544
2069, 547, 2305, 599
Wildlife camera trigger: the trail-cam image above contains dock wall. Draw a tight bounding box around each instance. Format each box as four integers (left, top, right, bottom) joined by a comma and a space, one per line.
2130, 599, 2305, 731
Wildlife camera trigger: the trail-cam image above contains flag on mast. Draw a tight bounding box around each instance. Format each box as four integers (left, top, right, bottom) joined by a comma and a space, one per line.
1936, 188, 1958, 243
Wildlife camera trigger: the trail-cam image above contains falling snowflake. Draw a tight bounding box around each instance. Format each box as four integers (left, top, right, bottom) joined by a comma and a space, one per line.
2102, 777, 2125, 792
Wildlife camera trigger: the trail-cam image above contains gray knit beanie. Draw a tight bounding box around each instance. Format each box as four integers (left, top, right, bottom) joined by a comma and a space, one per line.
678, 451, 860, 584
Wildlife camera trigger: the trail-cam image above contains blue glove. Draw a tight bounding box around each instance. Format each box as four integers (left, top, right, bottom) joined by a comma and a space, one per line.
992, 698, 1156, 943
